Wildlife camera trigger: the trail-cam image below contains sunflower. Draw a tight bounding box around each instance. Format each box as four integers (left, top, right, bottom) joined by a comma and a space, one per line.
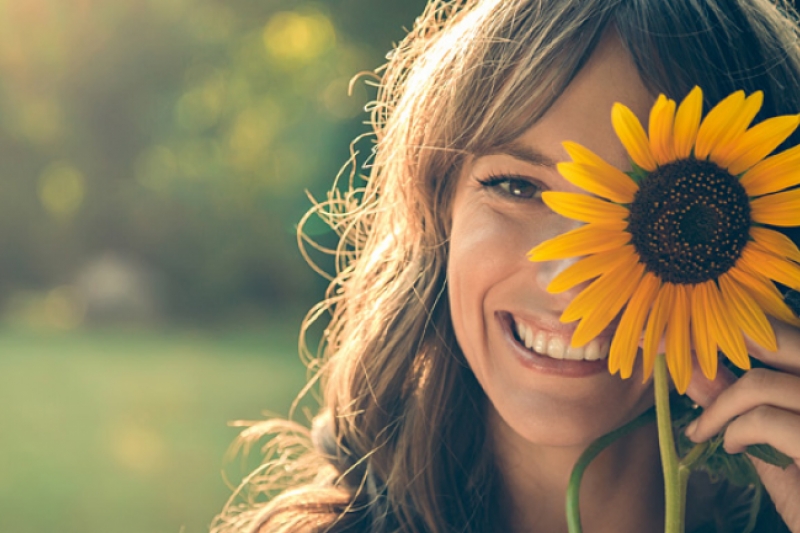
528, 86, 800, 393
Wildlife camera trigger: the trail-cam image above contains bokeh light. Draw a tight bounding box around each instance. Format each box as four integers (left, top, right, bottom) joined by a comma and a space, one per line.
0, 1, 428, 533
263, 8, 336, 65
38, 162, 86, 217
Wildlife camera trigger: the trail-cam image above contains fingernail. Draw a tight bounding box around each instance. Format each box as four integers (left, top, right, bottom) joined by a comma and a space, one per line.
685, 420, 698, 440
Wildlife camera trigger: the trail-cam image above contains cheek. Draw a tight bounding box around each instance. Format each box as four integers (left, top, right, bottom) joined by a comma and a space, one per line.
447, 202, 563, 309
449, 203, 542, 276
446, 205, 534, 352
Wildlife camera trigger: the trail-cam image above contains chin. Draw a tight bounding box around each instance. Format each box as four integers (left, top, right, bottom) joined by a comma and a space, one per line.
486, 378, 656, 449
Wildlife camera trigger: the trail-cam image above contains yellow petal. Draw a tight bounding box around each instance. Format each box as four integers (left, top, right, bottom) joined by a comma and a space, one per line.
706, 280, 750, 371
695, 90, 746, 159
738, 244, 800, 292
556, 161, 637, 204
562, 141, 640, 201
740, 143, 800, 197
708, 91, 763, 165
527, 223, 630, 261
665, 284, 692, 394
563, 140, 622, 169
728, 266, 800, 328
563, 141, 604, 166
569, 261, 645, 347
719, 272, 777, 351
724, 114, 800, 175
541, 192, 630, 224
608, 271, 660, 379
750, 226, 800, 263
691, 281, 718, 381
611, 103, 657, 171
642, 284, 675, 381
673, 86, 703, 160
649, 95, 676, 165
561, 254, 638, 323
751, 188, 800, 226
547, 246, 636, 293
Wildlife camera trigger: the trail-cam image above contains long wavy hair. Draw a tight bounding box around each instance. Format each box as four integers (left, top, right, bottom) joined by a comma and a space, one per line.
212, 1, 800, 532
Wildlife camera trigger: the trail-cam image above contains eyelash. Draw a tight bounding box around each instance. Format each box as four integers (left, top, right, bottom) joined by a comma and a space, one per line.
477, 173, 545, 200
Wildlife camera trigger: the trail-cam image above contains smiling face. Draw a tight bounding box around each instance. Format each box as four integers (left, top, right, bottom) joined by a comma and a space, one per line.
447, 35, 659, 448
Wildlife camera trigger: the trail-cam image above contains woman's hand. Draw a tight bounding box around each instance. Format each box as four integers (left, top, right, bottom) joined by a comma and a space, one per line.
685, 318, 800, 532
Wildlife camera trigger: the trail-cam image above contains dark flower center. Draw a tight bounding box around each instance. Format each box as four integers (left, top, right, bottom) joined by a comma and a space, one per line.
628, 159, 751, 284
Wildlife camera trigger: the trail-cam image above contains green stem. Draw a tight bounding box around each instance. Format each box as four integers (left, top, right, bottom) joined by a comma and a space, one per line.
678, 439, 709, 472
655, 353, 688, 533
566, 406, 657, 533
743, 481, 763, 533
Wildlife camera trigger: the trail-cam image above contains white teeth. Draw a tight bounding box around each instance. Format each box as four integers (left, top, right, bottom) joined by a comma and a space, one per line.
584, 339, 601, 361
546, 337, 566, 359
524, 324, 534, 350
513, 317, 611, 361
516, 321, 525, 343
564, 344, 584, 360
533, 331, 548, 354
517, 321, 536, 351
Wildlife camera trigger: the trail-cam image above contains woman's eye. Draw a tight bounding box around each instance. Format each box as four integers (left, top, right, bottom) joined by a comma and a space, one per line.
480, 176, 543, 199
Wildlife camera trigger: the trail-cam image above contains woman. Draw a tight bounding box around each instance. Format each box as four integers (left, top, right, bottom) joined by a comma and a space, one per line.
214, 0, 800, 531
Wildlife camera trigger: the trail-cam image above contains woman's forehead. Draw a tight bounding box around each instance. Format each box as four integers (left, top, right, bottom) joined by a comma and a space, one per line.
470, 33, 653, 171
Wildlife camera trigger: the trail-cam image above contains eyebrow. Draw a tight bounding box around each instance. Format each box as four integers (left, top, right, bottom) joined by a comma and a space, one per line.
482, 141, 558, 168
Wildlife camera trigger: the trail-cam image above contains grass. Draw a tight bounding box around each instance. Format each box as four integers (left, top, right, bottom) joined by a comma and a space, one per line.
0, 325, 312, 533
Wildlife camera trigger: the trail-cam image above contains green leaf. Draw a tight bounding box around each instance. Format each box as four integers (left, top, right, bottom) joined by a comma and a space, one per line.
667, 393, 760, 487
625, 160, 650, 184
745, 444, 794, 469
707, 448, 759, 487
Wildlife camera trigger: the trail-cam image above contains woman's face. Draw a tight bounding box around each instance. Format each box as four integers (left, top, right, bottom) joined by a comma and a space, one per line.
448, 36, 658, 447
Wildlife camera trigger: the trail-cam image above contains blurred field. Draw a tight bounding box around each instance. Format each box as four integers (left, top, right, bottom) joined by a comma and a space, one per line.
0, 323, 310, 533
0, 1, 429, 530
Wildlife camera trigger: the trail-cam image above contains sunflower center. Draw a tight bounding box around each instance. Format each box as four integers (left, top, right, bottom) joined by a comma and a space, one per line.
628, 159, 751, 284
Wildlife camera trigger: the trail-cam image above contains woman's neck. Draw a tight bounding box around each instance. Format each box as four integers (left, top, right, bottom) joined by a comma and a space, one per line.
489, 408, 665, 533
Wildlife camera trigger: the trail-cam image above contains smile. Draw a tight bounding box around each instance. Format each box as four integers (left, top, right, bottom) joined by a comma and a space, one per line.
495, 312, 614, 376
512, 317, 610, 361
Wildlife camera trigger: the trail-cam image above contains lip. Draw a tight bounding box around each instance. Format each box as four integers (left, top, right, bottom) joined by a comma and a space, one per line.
496, 311, 610, 377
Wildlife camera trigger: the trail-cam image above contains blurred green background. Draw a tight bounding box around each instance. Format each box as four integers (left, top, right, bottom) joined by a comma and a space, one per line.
0, 1, 425, 532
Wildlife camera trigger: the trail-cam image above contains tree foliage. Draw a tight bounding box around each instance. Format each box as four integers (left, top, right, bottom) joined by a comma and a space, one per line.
0, 0, 426, 324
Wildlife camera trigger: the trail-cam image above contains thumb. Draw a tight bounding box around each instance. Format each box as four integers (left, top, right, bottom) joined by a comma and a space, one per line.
684, 359, 737, 408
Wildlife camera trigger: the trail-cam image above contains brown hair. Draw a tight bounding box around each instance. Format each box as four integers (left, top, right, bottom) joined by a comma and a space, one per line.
212, 1, 800, 532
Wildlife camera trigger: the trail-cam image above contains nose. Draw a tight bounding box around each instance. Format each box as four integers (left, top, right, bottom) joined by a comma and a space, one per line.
534, 254, 592, 310
531, 217, 590, 310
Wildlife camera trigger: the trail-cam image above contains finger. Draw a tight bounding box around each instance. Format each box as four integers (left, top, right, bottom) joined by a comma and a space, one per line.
744, 317, 800, 374
722, 405, 800, 461
749, 459, 800, 531
684, 357, 737, 409
686, 368, 800, 442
